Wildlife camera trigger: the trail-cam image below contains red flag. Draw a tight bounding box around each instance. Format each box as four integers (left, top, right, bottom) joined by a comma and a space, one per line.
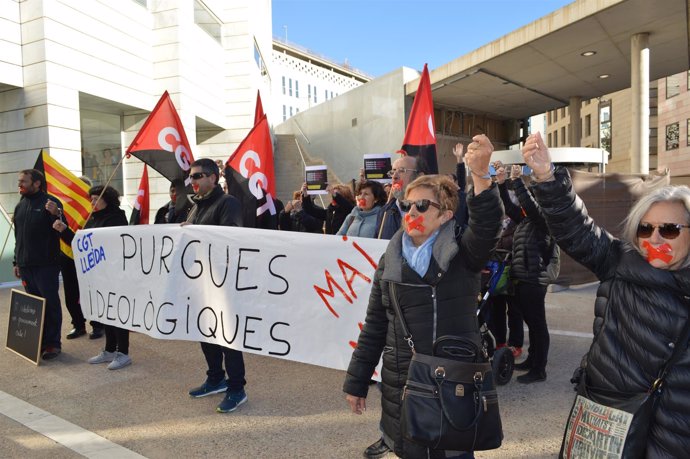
254, 90, 265, 126
130, 164, 150, 225
126, 91, 195, 186
225, 114, 276, 226
400, 64, 438, 173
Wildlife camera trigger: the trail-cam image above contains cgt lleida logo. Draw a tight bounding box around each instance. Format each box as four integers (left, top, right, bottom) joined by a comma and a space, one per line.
77, 232, 106, 273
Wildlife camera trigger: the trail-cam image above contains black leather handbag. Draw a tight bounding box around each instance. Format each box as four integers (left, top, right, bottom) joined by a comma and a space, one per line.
390, 285, 503, 452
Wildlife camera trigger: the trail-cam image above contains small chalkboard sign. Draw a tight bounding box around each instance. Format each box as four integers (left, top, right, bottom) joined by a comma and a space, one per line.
6, 289, 45, 365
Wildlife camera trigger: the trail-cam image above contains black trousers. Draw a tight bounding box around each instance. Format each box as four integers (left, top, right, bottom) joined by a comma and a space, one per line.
104, 325, 129, 354
60, 255, 102, 331
512, 282, 549, 371
488, 294, 524, 347
21, 265, 62, 349
200, 342, 246, 392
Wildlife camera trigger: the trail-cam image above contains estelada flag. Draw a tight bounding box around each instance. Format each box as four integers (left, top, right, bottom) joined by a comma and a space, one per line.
225, 114, 277, 228
400, 64, 438, 173
254, 90, 265, 126
126, 91, 195, 213
34, 150, 91, 258
129, 164, 150, 225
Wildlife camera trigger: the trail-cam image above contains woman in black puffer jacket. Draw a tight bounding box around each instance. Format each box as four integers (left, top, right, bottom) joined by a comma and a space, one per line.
54, 185, 131, 370
343, 135, 503, 459
524, 132, 690, 458
496, 163, 559, 384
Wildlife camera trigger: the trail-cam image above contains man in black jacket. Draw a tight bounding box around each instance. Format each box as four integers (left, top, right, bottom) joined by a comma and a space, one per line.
13, 169, 64, 360
184, 158, 248, 414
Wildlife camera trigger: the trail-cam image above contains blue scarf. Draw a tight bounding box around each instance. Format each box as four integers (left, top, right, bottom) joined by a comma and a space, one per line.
402, 230, 440, 278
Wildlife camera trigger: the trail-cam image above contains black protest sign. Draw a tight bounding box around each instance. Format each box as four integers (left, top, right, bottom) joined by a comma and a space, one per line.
6, 289, 46, 365
305, 165, 328, 195
363, 153, 392, 183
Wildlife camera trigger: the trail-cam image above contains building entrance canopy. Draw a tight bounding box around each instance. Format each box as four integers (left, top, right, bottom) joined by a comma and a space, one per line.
408, 0, 689, 121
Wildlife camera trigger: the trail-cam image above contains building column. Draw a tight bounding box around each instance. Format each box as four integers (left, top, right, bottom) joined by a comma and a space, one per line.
631, 33, 650, 174
569, 96, 582, 147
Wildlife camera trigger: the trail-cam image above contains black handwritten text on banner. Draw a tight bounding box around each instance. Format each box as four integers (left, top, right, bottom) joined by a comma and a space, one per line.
73, 225, 388, 372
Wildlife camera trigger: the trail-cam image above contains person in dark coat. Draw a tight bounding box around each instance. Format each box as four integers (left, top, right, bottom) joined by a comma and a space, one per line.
154, 179, 189, 224
279, 190, 323, 233
524, 132, 690, 457
183, 158, 248, 414
344, 135, 503, 459
53, 185, 130, 369
497, 163, 559, 384
301, 182, 355, 234
13, 169, 64, 360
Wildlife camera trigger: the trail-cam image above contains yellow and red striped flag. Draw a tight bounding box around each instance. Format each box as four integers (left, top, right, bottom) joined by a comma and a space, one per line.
34, 150, 91, 258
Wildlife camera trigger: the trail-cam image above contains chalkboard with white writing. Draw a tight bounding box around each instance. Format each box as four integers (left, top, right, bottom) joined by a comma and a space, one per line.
6, 289, 45, 365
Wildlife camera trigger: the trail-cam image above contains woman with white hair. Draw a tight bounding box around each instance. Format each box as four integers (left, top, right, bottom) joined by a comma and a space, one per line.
523, 132, 690, 457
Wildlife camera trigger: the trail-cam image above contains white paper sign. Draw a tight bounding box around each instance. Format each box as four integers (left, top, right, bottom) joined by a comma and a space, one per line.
73, 224, 388, 374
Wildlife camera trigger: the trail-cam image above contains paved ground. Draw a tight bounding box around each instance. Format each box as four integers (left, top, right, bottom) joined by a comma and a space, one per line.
0, 281, 599, 458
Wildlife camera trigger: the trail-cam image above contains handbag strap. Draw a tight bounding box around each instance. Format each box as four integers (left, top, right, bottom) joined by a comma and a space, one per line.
652, 300, 690, 393
389, 283, 416, 352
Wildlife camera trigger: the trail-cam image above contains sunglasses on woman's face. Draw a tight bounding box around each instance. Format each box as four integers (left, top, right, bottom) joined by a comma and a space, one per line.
399, 199, 442, 213
636, 223, 690, 240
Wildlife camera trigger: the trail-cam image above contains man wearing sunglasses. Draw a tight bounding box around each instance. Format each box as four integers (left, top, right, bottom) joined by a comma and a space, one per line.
523, 132, 690, 456
375, 155, 428, 239
183, 158, 248, 414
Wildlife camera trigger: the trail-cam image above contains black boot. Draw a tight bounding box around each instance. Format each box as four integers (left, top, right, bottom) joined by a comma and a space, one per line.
517, 369, 547, 384
514, 356, 533, 371
364, 437, 391, 459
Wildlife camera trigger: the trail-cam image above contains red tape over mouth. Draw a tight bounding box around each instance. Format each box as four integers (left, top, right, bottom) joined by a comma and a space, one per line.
642, 240, 673, 263
404, 213, 425, 233
357, 199, 367, 208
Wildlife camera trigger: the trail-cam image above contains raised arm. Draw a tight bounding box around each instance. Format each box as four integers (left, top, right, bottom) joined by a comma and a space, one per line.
523, 132, 617, 279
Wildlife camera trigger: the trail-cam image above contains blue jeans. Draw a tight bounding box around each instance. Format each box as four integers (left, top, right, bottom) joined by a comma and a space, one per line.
21, 265, 62, 349
200, 342, 246, 391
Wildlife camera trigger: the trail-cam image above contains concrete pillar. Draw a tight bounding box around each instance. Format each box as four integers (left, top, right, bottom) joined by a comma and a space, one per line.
569, 96, 582, 147
631, 33, 650, 174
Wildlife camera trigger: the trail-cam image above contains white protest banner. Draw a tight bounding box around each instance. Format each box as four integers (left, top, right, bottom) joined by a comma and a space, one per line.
73, 224, 388, 373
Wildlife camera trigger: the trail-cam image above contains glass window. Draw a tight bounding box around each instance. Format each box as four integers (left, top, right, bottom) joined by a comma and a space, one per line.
585, 114, 591, 137
314, 86, 317, 103
554, 130, 558, 147
687, 120, 690, 146
548, 133, 552, 147
194, 0, 222, 43
289, 78, 292, 97
295, 81, 299, 98
561, 127, 566, 146
547, 112, 551, 124
599, 102, 611, 155
282, 105, 286, 122
80, 110, 124, 194
289, 106, 293, 117
561, 107, 566, 118
666, 122, 679, 150
282, 76, 286, 95
667, 75, 681, 98
553, 110, 558, 122
308, 84, 311, 101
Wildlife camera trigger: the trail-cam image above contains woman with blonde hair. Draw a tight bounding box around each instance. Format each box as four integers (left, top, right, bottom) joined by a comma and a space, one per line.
344, 135, 503, 458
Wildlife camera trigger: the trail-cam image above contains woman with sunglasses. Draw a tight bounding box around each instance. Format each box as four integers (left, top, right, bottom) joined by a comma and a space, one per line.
337, 180, 386, 238
344, 135, 503, 459
523, 132, 690, 457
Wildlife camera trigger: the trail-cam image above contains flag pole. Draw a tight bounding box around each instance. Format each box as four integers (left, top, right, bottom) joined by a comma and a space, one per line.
82, 150, 127, 226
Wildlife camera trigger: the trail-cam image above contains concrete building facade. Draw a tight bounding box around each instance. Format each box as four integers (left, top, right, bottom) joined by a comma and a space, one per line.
0, 0, 272, 219
271, 39, 369, 123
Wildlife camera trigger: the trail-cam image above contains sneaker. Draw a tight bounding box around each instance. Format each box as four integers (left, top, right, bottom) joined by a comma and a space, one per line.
216, 389, 247, 413
107, 352, 132, 370
517, 369, 547, 384
363, 437, 391, 459
510, 346, 523, 359
41, 347, 61, 361
189, 379, 228, 398
66, 328, 87, 340
88, 350, 116, 364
